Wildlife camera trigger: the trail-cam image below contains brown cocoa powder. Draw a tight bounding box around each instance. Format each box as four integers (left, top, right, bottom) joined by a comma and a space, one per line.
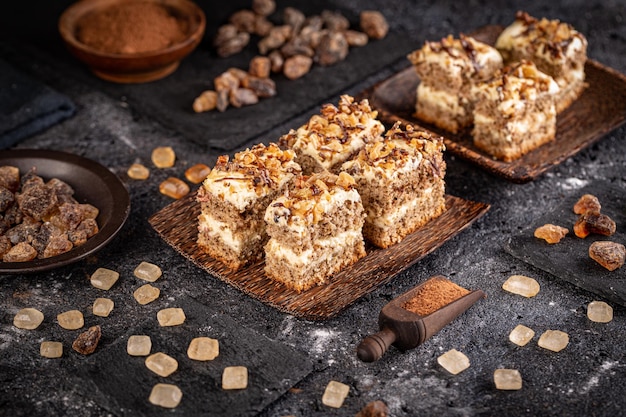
77, 2, 188, 54
402, 278, 470, 316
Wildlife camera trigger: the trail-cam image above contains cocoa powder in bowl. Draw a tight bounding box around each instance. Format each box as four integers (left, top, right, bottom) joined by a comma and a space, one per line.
76, 1, 188, 54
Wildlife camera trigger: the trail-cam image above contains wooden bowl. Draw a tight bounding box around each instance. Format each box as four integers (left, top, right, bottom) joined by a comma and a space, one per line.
58, 0, 205, 83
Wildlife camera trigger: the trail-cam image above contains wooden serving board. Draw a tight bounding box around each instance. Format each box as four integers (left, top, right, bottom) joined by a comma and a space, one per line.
149, 192, 490, 320
359, 25, 626, 183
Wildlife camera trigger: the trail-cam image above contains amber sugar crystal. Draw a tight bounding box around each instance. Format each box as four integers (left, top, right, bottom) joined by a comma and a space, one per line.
149, 383, 183, 409
90, 267, 120, 290
157, 307, 186, 326
40, 341, 63, 358
133, 283, 160, 305
145, 352, 178, 377
134, 261, 162, 282
573, 194, 601, 215
534, 224, 568, 244
127, 335, 152, 356
185, 163, 211, 184
159, 177, 190, 199
402, 277, 470, 316
222, 366, 248, 390
127, 163, 150, 180
93, 297, 114, 317
72, 325, 102, 355
187, 337, 219, 361
13, 308, 44, 330
57, 310, 84, 330
322, 380, 350, 408
152, 146, 176, 168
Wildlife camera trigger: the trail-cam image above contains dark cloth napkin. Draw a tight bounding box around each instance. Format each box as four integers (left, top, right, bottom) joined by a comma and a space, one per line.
0, 58, 76, 149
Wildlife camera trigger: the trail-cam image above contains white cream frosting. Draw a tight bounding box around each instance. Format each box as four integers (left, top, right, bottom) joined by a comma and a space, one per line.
417, 84, 466, 116
265, 229, 362, 266
198, 213, 261, 252
368, 188, 433, 229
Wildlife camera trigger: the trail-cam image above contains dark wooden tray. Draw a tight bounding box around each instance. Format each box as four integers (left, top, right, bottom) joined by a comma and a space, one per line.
359, 26, 626, 183
149, 192, 490, 320
505, 181, 626, 307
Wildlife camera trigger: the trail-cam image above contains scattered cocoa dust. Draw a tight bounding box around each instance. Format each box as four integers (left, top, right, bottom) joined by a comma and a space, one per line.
77, 2, 188, 54
402, 277, 470, 316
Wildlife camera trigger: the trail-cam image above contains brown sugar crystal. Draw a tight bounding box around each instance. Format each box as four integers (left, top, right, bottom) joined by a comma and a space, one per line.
77, 2, 188, 54
72, 325, 102, 355
402, 277, 470, 316
573, 194, 601, 215
589, 241, 626, 271
534, 224, 568, 244
574, 212, 616, 238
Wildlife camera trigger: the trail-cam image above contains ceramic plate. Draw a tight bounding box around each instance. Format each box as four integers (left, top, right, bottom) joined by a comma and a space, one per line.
0, 149, 130, 274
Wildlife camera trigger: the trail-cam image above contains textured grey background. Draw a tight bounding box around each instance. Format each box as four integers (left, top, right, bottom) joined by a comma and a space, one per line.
1, 1, 625, 416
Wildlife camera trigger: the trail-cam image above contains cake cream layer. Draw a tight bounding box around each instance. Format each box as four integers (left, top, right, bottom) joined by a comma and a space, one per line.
198, 213, 261, 253
341, 122, 446, 248
472, 61, 558, 161
416, 84, 468, 119
263, 171, 366, 292
265, 229, 362, 266
294, 117, 383, 171
369, 188, 432, 229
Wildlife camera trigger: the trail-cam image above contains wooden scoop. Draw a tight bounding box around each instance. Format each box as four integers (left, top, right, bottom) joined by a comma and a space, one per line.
357, 275, 486, 362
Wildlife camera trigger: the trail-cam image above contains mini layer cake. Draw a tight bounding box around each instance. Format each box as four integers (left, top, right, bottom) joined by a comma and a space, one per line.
196, 143, 301, 271
264, 171, 366, 292
278, 95, 384, 174
341, 122, 446, 248
472, 60, 559, 162
495, 11, 588, 113
407, 34, 503, 134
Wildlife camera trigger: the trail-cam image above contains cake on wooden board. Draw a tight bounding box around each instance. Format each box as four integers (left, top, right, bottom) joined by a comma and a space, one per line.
472, 60, 559, 162
278, 95, 385, 174
264, 171, 366, 292
407, 34, 503, 134
196, 143, 301, 271
495, 11, 588, 113
341, 122, 446, 248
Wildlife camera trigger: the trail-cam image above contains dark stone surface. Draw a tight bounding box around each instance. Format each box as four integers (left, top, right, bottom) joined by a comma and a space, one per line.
506, 181, 626, 307
1, 1, 625, 417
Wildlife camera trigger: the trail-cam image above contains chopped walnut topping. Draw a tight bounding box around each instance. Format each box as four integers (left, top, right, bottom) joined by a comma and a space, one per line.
512, 11, 586, 59
269, 171, 358, 225
278, 95, 384, 162
204, 143, 300, 198
476, 60, 559, 108
407, 34, 497, 75
344, 122, 445, 175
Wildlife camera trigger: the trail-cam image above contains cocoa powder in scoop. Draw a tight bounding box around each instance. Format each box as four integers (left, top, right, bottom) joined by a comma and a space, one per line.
402, 278, 470, 316
77, 2, 188, 54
